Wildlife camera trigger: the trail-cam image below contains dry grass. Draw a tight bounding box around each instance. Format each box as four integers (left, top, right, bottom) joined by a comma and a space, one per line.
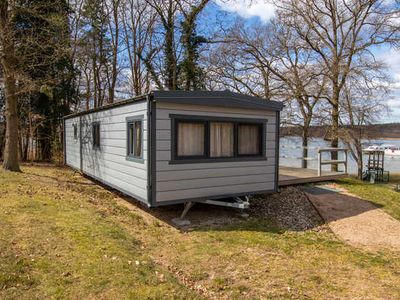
1, 165, 400, 299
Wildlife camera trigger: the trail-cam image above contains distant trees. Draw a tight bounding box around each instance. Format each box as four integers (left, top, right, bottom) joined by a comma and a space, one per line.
1, 0, 399, 174
0, 0, 76, 170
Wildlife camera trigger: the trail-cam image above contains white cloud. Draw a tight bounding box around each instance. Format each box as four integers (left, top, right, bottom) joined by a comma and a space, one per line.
381, 49, 400, 122
215, 0, 275, 23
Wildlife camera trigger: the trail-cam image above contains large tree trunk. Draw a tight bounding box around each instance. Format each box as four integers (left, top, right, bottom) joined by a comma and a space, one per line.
2, 72, 20, 171
301, 126, 309, 169
0, 0, 20, 171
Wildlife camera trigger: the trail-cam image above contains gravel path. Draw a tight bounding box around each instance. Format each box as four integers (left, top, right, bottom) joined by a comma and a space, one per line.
250, 187, 325, 231
305, 186, 400, 251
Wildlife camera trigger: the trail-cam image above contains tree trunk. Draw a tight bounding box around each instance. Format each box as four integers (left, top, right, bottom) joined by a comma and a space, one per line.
330, 97, 339, 172
165, 3, 176, 90
302, 126, 308, 169
356, 139, 363, 180
2, 72, 20, 171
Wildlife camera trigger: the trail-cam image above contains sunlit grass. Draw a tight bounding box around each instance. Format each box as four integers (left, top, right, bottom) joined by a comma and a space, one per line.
0, 166, 399, 299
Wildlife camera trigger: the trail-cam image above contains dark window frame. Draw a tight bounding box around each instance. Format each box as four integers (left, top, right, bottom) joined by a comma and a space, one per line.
237, 122, 264, 157
170, 114, 267, 164
126, 115, 144, 163
92, 121, 101, 150
73, 123, 78, 141
174, 119, 208, 159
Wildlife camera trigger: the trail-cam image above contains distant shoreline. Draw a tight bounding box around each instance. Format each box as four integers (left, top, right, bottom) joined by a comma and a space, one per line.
281, 135, 400, 141
281, 123, 400, 141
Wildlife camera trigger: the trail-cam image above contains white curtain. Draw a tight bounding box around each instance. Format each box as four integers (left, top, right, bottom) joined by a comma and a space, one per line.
238, 124, 260, 155
177, 122, 205, 156
134, 121, 142, 157
210, 122, 234, 157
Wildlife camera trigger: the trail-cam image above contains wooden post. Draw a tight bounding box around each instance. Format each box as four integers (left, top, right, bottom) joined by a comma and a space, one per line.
344, 150, 348, 174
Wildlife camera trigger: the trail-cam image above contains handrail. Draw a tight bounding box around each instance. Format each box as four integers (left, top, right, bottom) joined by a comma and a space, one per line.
318, 147, 349, 152
317, 148, 349, 176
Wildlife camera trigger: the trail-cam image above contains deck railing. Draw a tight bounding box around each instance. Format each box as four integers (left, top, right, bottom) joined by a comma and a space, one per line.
280, 146, 349, 177
317, 148, 349, 176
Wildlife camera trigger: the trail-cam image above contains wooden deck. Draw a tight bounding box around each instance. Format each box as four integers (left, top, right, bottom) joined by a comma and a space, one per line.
279, 166, 347, 186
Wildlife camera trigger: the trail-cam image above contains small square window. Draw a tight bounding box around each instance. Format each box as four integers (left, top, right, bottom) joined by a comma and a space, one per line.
92, 122, 100, 149
176, 121, 206, 157
127, 120, 143, 158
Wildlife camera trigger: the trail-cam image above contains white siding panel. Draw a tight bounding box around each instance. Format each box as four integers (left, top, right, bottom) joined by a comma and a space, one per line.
65, 101, 148, 204
155, 102, 278, 203
65, 117, 80, 170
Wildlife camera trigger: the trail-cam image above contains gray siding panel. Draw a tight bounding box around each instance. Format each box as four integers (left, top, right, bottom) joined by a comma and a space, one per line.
66, 101, 148, 204
65, 117, 81, 170
155, 102, 277, 203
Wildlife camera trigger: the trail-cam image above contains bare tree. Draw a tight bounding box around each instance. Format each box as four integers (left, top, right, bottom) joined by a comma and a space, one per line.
276, 0, 400, 170
121, 0, 157, 95
209, 19, 326, 167
105, 0, 121, 103
340, 61, 390, 178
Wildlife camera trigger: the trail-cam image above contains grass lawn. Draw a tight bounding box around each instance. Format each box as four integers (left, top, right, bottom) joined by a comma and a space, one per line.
336, 174, 400, 221
1, 165, 400, 299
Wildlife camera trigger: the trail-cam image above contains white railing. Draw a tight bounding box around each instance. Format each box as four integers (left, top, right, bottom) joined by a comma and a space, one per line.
317, 148, 349, 176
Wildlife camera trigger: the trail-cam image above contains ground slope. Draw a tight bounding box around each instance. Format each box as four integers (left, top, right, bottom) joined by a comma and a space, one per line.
0, 166, 399, 299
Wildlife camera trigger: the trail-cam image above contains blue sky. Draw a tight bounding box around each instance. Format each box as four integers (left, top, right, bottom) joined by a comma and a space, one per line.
208, 0, 400, 123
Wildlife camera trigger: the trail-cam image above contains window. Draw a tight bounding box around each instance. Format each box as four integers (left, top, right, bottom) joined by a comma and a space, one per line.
172, 115, 266, 163
92, 122, 100, 149
238, 124, 262, 156
127, 119, 143, 159
177, 121, 206, 157
210, 122, 234, 157
73, 124, 78, 141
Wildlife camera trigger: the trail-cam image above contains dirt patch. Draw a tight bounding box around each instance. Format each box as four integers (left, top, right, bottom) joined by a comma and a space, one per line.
305, 186, 400, 251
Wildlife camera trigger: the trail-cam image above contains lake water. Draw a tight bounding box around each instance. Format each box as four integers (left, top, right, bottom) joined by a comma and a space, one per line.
280, 136, 400, 174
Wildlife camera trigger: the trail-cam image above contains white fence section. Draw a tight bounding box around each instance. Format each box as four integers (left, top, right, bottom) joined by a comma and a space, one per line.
317, 148, 348, 176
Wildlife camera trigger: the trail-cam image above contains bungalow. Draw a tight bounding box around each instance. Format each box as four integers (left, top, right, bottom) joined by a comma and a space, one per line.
63, 90, 283, 208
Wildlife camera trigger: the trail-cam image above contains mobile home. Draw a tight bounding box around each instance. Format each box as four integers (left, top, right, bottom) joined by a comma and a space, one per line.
63, 91, 283, 207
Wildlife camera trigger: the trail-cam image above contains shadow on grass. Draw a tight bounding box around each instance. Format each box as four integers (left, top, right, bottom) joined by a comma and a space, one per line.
304, 185, 384, 223
54, 170, 389, 233
24, 170, 97, 186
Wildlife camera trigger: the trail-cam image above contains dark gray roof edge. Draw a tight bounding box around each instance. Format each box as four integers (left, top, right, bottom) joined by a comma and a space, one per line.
152, 90, 283, 111
63, 90, 283, 120
63, 94, 149, 120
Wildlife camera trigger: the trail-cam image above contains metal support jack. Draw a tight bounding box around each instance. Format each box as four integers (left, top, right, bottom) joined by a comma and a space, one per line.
201, 195, 250, 209
180, 201, 195, 219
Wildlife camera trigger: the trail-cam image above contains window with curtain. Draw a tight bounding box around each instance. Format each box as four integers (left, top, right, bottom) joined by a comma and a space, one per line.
92, 122, 100, 149
177, 122, 205, 157
127, 120, 142, 158
73, 124, 78, 141
172, 116, 265, 162
238, 124, 261, 155
210, 122, 234, 157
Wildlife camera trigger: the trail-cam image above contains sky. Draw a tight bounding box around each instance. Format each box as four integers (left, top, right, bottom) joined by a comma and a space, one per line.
212, 0, 400, 123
